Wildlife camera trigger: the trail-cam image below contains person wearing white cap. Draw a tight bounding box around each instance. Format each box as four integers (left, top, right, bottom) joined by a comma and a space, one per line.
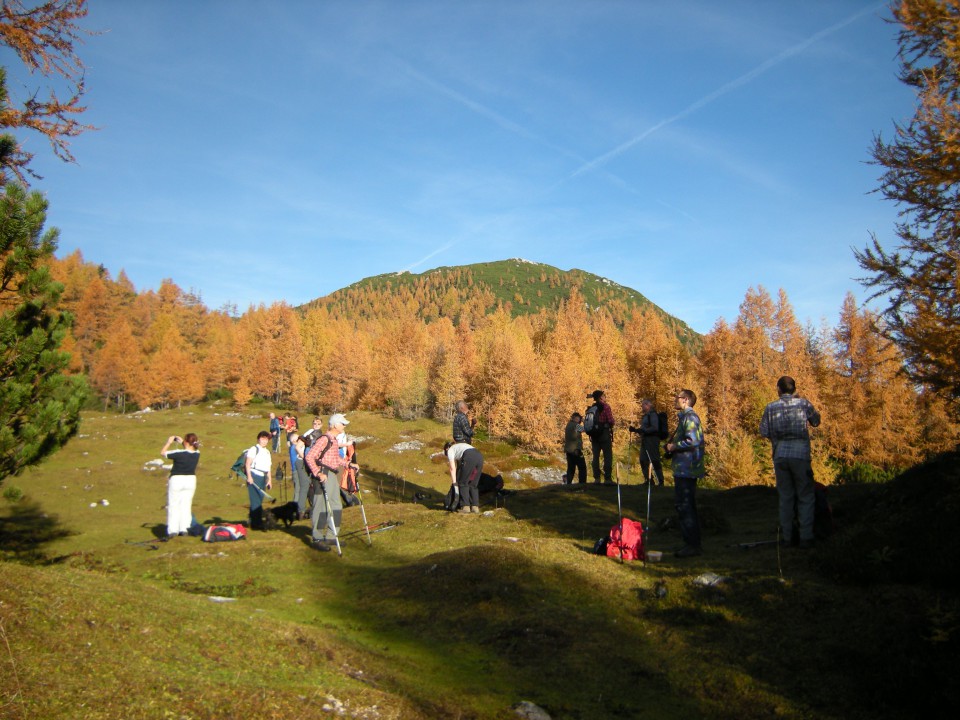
304, 413, 358, 551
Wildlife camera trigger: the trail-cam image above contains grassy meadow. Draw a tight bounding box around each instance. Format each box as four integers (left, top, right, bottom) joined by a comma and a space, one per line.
0, 403, 957, 719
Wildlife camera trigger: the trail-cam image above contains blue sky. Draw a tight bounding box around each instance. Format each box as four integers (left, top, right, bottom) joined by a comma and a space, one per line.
2, 1, 913, 334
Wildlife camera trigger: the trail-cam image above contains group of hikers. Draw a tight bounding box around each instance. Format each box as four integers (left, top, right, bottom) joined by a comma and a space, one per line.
256, 412, 361, 552
561, 377, 821, 558
159, 375, 821, 560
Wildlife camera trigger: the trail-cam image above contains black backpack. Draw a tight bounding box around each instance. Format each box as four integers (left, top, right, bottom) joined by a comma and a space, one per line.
657, 411, 670, 440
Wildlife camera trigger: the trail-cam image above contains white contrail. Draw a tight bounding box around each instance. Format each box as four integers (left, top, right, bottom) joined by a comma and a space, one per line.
402, 241, 456, 272
567, 1, 888, 181
399, 60, 585, 161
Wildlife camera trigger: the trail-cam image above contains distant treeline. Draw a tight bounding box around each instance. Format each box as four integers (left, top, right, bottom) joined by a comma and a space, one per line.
50, 251, 958, 486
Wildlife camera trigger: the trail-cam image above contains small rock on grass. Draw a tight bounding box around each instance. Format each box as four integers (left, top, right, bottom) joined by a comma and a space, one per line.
513, 700, 551, 720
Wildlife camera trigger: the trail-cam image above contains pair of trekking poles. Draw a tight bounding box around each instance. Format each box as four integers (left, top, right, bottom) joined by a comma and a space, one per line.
611, 445, 656, 564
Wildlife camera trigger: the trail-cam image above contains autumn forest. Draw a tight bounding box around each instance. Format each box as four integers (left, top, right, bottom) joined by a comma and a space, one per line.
50, 253, 958, 489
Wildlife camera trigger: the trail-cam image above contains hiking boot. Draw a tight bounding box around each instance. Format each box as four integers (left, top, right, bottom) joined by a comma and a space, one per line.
674, 545, 702, 558
470, 506, 480, 514
311, 540, 331, 552
459, 506, 472, 514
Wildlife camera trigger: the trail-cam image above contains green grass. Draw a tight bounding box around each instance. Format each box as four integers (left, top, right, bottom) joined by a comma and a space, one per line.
1, 404, 957, 719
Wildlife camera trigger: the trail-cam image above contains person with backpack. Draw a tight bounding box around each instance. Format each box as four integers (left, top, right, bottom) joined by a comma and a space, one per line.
563, 411, 587, 484
666, 389, 705, 558
244, 431, 273, 530
760, 376, 822, 549
585, 389, 615, 484
630, 399, 665, 487
159, 432, 200, 540
305, 413, 359, 552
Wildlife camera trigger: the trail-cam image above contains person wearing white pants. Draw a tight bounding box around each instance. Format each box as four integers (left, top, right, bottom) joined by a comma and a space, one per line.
161, 433, 200, 539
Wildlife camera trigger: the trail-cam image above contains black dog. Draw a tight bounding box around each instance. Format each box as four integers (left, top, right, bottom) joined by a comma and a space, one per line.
268, 501, 300, 528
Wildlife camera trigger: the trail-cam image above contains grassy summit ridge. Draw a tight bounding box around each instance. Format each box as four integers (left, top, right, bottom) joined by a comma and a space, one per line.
302, 258, 701, 349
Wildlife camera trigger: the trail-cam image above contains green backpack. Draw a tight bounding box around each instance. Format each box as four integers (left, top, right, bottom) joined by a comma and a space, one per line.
230, 449, 249, 476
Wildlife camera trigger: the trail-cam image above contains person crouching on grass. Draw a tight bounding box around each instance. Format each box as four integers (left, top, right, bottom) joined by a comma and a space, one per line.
245, 431, 273, 530
444, 441, 484, 514
160, 433, 200, 540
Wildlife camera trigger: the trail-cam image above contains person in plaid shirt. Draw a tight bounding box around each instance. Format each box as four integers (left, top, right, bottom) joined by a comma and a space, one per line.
760, 376, 821, 549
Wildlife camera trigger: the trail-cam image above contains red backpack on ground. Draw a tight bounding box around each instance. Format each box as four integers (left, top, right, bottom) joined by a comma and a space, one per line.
203, 524, 248, 542
606, 518, 645, 561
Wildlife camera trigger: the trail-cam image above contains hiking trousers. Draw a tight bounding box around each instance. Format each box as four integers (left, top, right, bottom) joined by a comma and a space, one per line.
566, 451, 587, 483
774, 457, 816, 543
166, 474, 196, 535
247, 471, 268, 529
292, 458, 310, 517
457, 448, 484, 508
591, 438, 613, 482
674, 476, 701, 549
311, 472, 343, 542
640, 438, 664, 485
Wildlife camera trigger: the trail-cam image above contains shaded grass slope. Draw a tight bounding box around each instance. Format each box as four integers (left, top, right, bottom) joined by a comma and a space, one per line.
1, 407, 958, 719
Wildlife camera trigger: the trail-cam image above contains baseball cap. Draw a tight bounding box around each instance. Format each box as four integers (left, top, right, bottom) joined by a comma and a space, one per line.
329, 413, 350, 427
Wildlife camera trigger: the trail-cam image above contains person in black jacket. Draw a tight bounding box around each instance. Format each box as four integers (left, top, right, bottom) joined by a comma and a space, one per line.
452, 400, 476, 444
632, 399, 664, 487
563, 412, 587, 484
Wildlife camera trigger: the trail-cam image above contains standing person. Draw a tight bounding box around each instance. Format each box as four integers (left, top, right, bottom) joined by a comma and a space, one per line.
305, 413, 358, 552
666, 389, 705, 558
159, 433, 200, 540
288, 431, 310, 520
244, 431, 273, 530
760, 376, 822, 549
452, 400, 476, 444
269, 412, 281, 453
301, 416, 323, 444
636, 399, 665, 487
563, 412, 587, 484
444, 441, 484, 514
586, 390, 615, 484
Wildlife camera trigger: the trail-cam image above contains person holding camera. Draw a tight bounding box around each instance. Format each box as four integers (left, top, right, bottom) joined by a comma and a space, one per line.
160, 433, 200, 539
666, 390, 705, 558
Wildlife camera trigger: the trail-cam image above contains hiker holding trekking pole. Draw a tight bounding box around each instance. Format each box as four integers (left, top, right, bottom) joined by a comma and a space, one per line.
305, 413, 359, 553
244, 431, 273, 530
630, 399, 665, 487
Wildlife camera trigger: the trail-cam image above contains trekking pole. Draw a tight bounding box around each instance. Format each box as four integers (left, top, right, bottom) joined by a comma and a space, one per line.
619, 459, 626, 559
251, 482, 277, 503
320, 479, 342, 557
643, 448, 654, 564
355, 471, 373, 546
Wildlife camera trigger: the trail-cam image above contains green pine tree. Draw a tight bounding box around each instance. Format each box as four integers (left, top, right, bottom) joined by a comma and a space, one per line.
0, 183, 86, 484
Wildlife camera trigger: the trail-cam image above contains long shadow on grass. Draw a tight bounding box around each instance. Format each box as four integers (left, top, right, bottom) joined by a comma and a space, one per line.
0, 499, 75, 564
322, 541, 705, 719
